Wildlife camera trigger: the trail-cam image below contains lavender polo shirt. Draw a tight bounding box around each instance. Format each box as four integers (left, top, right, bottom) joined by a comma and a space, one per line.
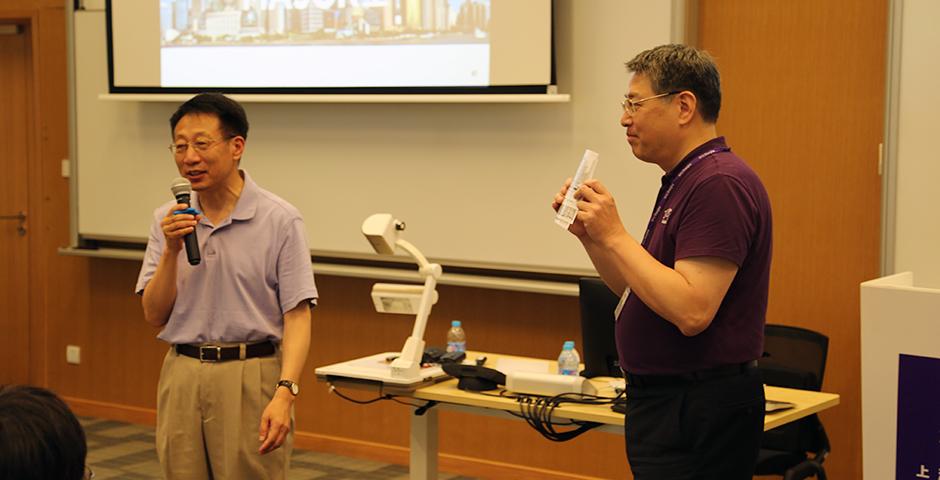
135, 171, 318, 345
616, 137, 772, 375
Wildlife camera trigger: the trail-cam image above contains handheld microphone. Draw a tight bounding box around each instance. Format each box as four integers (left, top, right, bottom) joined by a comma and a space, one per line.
170, 177, 201, 265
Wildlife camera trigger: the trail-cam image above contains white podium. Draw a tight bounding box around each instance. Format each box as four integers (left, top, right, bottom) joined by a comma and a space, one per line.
860, 272, 940, 480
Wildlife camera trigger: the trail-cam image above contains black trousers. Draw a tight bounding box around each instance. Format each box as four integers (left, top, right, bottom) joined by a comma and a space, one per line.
624, 367, 765, 480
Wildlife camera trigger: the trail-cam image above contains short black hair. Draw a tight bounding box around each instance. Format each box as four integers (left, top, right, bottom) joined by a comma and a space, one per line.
0, 385, 87, 480
169, 92, 249, 139
626, 44, 722, 123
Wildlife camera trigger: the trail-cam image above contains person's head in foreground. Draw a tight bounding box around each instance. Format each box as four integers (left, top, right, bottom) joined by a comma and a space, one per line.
0, 384, 89, 480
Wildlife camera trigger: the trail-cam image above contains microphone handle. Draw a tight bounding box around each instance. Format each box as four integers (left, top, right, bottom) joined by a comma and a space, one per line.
175, 193, 201, 266
183, 230, 201, 265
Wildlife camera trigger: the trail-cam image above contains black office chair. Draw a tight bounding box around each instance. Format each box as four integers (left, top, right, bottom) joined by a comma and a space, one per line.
755, 324, 831, 480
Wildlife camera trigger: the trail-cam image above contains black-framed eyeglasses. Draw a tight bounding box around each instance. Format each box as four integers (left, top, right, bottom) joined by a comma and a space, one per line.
621, 91, 682, 115
169, 135, 234, 157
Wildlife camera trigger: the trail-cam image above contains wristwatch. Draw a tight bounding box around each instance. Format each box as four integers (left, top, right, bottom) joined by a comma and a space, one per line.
276, 380, 299, 396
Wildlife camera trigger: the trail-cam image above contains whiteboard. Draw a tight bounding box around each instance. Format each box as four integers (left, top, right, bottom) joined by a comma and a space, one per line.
73, 1, 676, 275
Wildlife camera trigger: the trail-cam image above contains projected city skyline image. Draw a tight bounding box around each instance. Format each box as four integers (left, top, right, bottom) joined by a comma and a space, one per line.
160, 0, 491, 46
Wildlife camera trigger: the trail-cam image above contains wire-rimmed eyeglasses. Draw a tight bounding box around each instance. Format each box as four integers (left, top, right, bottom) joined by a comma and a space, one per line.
168, 136, 234, 157
621, 91, 682, 115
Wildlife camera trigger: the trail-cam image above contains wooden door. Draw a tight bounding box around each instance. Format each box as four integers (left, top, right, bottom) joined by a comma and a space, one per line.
0, 22, 31, 385
696, 1, 886, 478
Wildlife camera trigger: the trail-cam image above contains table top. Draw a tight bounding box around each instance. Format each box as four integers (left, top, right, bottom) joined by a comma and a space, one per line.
413, 352, 840, 431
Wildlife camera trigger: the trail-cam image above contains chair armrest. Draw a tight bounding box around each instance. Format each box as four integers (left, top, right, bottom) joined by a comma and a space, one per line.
784, 459, 826, 480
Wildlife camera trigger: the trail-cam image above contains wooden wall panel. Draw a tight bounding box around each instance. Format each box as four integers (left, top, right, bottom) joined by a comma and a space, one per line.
3, 0, 63, 10
30, 2, 69, 390
697, 1, 886, 479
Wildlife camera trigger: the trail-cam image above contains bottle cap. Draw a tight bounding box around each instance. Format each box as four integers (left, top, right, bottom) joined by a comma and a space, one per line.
452, 320, 461, 327
563, 340, 574, 349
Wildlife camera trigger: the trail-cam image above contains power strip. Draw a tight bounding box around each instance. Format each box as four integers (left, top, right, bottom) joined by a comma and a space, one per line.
505, 371, 597, 397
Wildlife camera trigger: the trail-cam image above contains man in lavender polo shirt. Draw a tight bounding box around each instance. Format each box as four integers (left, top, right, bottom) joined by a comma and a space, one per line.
553, 45, 772, 479
136, 93, 317, 479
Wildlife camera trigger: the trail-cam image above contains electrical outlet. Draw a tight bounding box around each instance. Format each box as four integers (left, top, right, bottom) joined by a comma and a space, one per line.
66, 345, 81, 365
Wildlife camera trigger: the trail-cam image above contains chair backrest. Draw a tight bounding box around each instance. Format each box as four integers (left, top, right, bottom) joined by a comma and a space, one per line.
578, 277, 623, 378
760, 324, 828, 391
759, 324, 830, 453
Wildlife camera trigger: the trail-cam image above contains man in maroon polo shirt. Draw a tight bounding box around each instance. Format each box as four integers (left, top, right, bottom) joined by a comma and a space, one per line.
553, 44, 772, 479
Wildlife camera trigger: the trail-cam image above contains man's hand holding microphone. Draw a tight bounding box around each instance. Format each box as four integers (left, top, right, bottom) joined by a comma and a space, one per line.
165, 177, 202, 265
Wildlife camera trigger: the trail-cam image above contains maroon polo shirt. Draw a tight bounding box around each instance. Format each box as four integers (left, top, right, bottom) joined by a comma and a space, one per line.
616, 137, 772, 375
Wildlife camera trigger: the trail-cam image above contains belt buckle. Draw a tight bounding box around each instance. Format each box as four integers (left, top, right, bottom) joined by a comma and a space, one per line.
199, 345, 222, 362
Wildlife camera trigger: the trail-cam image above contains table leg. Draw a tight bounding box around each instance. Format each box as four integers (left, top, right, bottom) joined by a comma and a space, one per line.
410, 407, 439, 480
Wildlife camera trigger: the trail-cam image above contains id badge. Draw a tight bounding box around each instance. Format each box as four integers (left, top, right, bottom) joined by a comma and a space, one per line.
614, 287, 631, 322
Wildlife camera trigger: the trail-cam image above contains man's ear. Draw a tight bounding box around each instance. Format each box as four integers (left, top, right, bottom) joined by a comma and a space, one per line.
676, 91, 698, 126
230, 136, 246, 162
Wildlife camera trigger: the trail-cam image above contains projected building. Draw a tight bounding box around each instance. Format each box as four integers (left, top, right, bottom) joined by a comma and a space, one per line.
205, 10, 241, 36
160, 0, 489, 44
456, 0, 487, 32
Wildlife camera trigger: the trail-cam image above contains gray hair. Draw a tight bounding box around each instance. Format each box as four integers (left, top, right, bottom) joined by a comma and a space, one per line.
626, 44, 721, 123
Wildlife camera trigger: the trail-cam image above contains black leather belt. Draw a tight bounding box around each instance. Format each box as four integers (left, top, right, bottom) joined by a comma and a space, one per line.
175, 341, 275, 362
624, 360, 758, 388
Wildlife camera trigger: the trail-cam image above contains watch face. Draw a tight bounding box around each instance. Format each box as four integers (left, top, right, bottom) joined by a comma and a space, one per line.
279, 381, 299, 396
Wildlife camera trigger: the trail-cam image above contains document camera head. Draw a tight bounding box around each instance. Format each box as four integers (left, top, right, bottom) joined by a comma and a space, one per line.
362, 213, 406, 255
371, 283, 438, 315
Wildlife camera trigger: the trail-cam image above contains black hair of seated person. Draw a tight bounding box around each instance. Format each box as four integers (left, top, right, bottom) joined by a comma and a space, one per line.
0, 384, 87, 480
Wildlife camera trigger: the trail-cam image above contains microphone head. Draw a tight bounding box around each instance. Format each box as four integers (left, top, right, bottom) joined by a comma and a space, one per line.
170, 177, 192, 197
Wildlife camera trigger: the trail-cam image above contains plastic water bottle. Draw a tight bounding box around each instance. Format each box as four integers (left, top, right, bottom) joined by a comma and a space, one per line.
446, 320, 466, 353
558, 340, 581, 376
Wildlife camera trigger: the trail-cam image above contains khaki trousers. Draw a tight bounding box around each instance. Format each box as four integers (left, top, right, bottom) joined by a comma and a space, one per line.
156, 347, 292, 480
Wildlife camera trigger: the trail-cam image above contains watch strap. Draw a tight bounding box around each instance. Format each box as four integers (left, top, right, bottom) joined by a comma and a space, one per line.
276, 380, 299, 396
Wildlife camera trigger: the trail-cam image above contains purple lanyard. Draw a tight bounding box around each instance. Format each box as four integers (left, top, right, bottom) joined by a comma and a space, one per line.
640, 147, 728, 247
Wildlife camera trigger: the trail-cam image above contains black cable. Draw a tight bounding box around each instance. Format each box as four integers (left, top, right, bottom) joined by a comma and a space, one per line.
329, 383, 625, 442
540, 395, 600, 441
390, 397, 426, 408
328, 386, 436, 416
478, 389, 522, 400
328, 385, 390, 405
413, 400, 438, 416
512, 390, 626, 442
